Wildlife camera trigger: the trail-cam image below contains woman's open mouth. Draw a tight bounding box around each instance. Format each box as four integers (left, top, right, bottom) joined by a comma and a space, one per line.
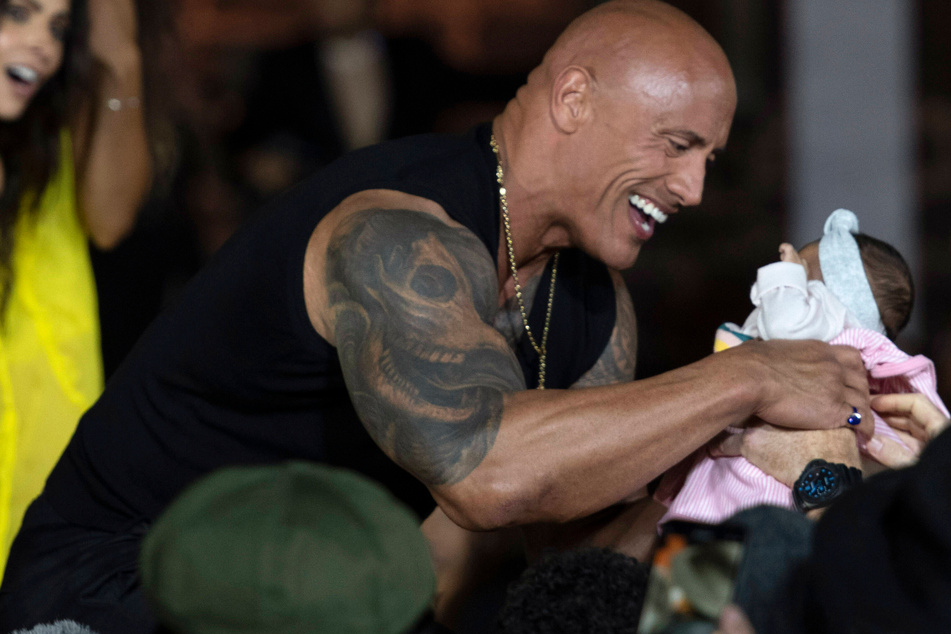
5, 64, 40, 98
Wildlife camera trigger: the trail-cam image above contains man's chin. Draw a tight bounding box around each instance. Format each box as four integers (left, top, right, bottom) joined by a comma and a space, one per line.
576, 233, 644, 271
602, 244, 642, 271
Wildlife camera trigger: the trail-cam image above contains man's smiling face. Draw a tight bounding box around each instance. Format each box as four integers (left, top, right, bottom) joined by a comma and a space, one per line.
567, 62, 736, 271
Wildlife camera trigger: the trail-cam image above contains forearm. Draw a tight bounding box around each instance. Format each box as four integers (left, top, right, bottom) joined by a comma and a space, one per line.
76, 50, 152, 249
433, 349, 760, 530
435, 335, 873, 530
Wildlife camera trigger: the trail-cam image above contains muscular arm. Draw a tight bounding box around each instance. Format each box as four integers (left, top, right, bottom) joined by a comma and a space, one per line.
327, 208, 524, 486
324, 207, 872, 531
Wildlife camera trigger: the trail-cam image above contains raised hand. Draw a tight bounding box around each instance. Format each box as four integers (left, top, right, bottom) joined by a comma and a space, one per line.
736, 339, 873, 437
87, 0, 139, 66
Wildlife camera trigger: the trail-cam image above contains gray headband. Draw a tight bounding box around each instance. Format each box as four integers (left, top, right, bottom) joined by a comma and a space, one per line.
818, 209, 885, 334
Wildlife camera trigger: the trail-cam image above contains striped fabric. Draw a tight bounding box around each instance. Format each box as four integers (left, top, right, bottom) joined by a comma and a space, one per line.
658, 328, 948, 526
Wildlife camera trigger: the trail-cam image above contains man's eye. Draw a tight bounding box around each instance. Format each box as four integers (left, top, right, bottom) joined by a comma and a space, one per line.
669, 140, 688, 153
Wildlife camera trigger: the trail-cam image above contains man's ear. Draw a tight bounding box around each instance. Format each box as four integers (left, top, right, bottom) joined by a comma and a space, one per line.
550, 66, 593, 134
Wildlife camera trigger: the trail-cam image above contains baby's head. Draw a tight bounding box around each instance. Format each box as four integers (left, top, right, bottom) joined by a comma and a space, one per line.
779, 235, 914, 340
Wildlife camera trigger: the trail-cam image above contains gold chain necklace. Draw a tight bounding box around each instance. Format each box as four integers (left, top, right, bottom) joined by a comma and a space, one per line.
490, 134, 559, 390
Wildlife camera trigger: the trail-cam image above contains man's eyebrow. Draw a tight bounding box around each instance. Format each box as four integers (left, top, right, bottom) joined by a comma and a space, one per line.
24, 0, 43, 10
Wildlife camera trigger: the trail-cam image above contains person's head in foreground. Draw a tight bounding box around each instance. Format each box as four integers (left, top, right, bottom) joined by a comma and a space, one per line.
139, 461, 438, 634
497, 547, 649, 633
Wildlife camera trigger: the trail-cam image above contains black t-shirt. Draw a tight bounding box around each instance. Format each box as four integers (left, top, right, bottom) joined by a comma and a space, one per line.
45, 123, 616, 529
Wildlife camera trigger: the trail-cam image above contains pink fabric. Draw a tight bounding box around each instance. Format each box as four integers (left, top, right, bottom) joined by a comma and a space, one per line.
657, 328, 948, 526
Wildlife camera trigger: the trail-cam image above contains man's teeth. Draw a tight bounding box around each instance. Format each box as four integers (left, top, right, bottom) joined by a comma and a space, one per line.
629, 194, 668, 223
7, 65, 38, 84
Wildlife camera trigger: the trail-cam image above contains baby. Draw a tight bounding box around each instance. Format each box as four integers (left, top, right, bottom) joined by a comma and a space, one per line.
658, 209, 949, 525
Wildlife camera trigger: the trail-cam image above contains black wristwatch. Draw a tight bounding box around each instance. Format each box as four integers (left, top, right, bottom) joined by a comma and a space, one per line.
792, 459, 863, 513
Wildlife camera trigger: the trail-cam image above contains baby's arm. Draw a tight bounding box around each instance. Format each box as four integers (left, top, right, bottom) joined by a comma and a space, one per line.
750, 262, 847, 341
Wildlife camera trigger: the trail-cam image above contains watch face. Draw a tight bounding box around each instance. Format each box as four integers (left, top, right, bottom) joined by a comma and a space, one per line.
797, 464, 840, 506
793, 460, 861, 513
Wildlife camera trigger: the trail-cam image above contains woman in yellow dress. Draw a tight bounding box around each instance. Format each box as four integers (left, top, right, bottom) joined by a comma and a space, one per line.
0, 0, 153, 578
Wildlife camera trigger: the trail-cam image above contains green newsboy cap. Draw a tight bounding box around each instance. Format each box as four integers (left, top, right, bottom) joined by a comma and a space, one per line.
140, 461, 436, 634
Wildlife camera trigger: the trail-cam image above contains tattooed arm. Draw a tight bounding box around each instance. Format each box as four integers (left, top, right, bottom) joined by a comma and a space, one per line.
317, 200, 874, 531
571, 270, 636, 388
326, 208, 524, 486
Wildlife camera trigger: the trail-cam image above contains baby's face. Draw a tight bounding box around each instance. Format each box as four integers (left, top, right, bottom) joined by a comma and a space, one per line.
778, 242, 822, 281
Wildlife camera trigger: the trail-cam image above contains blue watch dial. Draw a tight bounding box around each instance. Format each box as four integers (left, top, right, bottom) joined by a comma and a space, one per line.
793, 459, 861, 513
797, 466, 837, 501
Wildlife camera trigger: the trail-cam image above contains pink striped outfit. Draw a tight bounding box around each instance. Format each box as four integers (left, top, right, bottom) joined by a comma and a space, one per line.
657, 328, 949, 526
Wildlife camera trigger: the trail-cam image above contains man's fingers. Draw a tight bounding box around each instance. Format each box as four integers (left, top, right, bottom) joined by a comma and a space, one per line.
832, 346, 873, 435
751, 340, 874, 434
866, 434, 918, 469
832, 345, 868, 384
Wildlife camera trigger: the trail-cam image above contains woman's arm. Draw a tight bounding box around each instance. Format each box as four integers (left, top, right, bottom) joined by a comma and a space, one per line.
73, 0, 152, 249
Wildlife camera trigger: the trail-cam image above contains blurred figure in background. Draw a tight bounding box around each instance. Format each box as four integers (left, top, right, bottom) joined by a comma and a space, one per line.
169, 0, 590, 259
0, 0, 155, 578
170, 0, 387, 257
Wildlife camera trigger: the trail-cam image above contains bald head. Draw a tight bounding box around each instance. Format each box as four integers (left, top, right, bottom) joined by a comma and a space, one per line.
536, 0, 734, 105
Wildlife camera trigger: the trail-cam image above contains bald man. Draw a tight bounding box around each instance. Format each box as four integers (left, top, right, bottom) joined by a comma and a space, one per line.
0, 1, 875, 631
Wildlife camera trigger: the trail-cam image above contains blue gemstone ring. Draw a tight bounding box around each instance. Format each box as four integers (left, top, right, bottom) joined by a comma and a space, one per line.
847, 406, 862, 426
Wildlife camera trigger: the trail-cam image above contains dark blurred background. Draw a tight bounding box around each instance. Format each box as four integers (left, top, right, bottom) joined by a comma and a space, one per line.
93, 0, 951, 403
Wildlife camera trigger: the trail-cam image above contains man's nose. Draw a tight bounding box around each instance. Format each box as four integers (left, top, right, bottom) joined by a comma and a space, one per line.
666, 155, 707, 208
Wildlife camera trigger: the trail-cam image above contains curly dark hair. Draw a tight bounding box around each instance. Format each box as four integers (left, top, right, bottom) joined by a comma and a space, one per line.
497, 547, 650, 634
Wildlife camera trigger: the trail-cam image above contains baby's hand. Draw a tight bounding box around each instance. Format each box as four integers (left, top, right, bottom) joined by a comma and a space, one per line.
778, 242, 803, 264
778, 242, 809, 278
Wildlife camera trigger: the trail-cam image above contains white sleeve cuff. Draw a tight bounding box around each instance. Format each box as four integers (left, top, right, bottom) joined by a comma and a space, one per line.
751, 262, 808, 301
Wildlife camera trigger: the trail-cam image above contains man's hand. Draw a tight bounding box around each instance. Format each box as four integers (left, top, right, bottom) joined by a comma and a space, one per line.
714, 422, 860, 488
737, 339, 873, 437
866, 393, 951, 468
